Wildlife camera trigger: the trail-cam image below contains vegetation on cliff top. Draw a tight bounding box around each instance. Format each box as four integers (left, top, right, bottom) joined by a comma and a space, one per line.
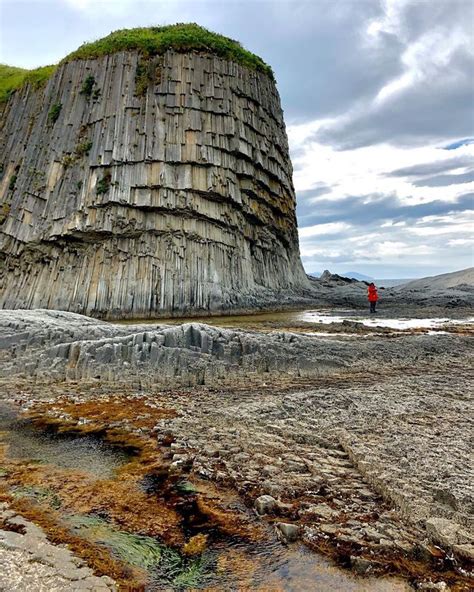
0, 64, 55, 102
63, 24, 273, 76
0, 24, 273, 102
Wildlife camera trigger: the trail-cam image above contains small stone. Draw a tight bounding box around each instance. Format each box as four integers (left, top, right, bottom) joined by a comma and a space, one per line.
453, 543, 474, 562
320, 524, 339, 535
358, 488, 375, 498
262, 481, 284, 498
276, 522, 300, 542
301, 503, 337, 520
362, 526, 382, 543
350, 556, 374, 574
393, 539, 414, 554
426, 518, 472, 547
275, 500, 294, 514
433, 488, 458, 510
255, 495, 277, 515
262, 464, 278, 476
417, 581, 450, 591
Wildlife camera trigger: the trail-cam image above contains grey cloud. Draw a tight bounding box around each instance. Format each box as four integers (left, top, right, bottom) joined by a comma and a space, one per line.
4, 0, 472, 140
301, 252, 372, 265
187, 0, 403, 123
412, 171, 474, 187
297, 192, 474, 228
398, 0, 471, 43
386, 156, 474, 178
312, 1, 474, 148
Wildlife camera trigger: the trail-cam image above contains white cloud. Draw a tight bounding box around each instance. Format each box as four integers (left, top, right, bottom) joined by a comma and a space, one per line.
289, 130, 474, 204
63, 0, 134, 11
293, 126, 474, 275
298, 222, 351, 238
409, 211, 474, 236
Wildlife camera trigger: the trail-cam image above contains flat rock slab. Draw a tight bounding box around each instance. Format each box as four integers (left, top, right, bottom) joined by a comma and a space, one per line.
0, 504, 115, 591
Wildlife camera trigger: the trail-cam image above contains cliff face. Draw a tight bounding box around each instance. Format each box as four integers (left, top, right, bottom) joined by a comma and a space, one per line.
0, 49, 309, 318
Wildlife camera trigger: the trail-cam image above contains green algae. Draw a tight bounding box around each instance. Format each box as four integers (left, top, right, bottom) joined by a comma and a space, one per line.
11, 484, 62, 510
68, 514, 163, 569
67, 514, 212, 589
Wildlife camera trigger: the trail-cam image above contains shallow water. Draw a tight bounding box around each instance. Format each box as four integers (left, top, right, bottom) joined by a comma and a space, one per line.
0, 402, 132, 477
119, 308, 474, 333
69, 514, 411, 591
297, 310, 474, 330
198, 538, 412, 592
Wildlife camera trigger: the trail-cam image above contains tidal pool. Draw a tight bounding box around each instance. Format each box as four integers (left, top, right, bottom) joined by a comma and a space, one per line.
119, 308, 474, 334
0, 401, 412, 591
0, 401, 132, 477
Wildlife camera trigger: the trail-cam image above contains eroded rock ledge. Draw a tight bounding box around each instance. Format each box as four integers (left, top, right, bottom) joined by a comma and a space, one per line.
0, 309, 467, 385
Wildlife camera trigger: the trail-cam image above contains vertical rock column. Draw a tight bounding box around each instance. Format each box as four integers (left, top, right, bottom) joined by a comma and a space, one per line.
0, 50, 309, 318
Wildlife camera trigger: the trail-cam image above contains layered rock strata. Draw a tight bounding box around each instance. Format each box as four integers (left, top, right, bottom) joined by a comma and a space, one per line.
0, 50, 309, 318
0, 309, 468, 386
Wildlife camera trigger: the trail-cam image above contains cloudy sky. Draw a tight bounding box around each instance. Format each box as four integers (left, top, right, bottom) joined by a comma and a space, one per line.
1, 0, 473, 278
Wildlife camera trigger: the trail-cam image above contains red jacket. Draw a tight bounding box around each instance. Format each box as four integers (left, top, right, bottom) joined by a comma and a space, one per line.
367, 285, 378, 302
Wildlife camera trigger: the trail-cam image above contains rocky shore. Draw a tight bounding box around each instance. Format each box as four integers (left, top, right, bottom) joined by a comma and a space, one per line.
0, 504, 116, 591
0, 307, 472, 590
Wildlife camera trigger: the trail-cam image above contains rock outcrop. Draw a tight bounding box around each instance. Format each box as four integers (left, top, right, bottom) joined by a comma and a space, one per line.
0, 309, 467, 386
0, 27, 309, 319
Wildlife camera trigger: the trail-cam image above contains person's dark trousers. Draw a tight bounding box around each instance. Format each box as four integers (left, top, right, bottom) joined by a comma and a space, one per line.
370, 301, 376, 313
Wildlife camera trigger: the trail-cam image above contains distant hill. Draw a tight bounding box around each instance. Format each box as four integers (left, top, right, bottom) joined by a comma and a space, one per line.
343, 271, 374, 281
375, 278, 415, 288
397, 268, 474, 290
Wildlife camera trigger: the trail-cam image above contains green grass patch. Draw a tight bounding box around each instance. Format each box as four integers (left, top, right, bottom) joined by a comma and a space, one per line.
0, 23, 272, 104
63, 23, 272, 77
48, 102, 62, 124
75, 140, 93, 157
8, 175, 17, 191
96, 170, 112, 194
0, 64, 56, 103
79, 74, 96, 98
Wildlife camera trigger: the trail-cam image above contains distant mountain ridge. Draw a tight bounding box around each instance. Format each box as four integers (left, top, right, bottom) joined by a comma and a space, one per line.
343, 271, 374, 281
397, 268, 474, 290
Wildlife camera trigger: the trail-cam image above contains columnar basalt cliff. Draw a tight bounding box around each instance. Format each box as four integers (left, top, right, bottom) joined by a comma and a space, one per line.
0, 27, 309, 319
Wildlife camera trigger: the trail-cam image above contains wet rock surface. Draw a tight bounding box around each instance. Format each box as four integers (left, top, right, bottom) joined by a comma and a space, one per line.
0, 504, 116, 591
0, 308, 472, 590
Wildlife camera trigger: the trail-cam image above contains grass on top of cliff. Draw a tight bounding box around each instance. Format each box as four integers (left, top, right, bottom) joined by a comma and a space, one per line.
0, 24, 272, 103
0, 64, 56, 102
63, 24, 273, 77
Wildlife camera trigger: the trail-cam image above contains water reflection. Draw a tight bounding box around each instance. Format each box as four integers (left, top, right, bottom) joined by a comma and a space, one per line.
118, 308, 474, 333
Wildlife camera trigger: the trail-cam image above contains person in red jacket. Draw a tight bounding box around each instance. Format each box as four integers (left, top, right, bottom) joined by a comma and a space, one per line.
367, 282, 378, 313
